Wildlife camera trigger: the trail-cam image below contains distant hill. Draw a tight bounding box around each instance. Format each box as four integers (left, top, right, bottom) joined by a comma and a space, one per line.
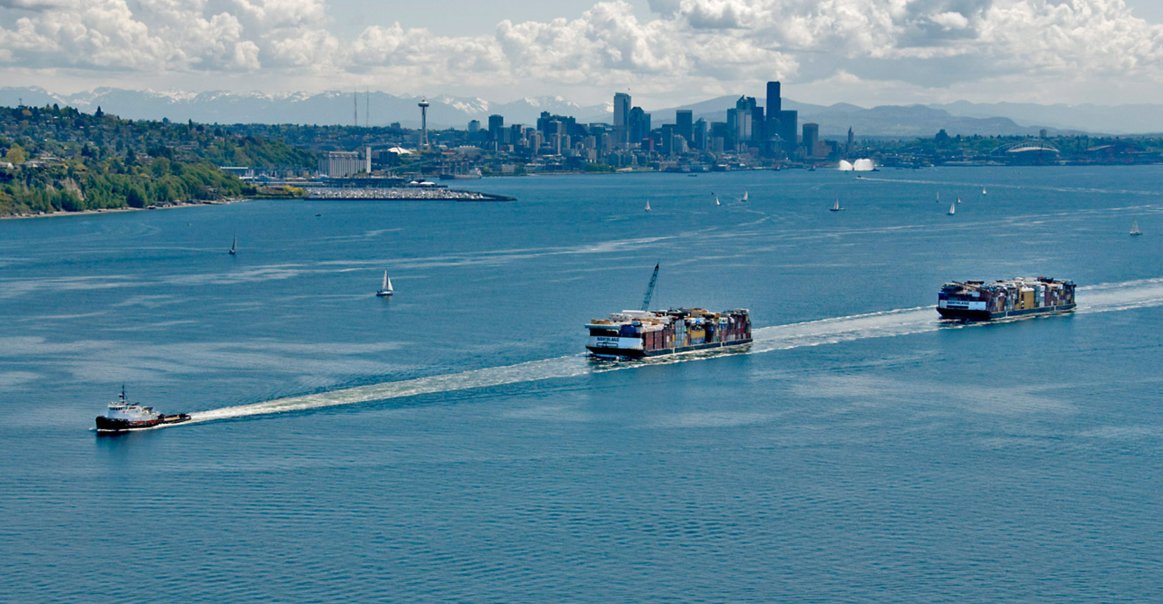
2, 86, 1159, 136
0, 87, 606, 129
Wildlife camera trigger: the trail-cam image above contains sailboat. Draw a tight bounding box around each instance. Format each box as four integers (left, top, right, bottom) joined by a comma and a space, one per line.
830, 197, 843, 212
741, 191, 749, 203
228, 235, 237, 256
1130, 220, 1143, 236
982, 187, 988, 195
956, 196, 962, 204
376, 271, 394, 297
644, 199, 652, 212
714, 194, 721, 206
947, 202, 956, 216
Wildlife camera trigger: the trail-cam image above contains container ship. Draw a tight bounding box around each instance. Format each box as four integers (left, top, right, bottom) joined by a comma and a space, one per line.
937, 276, 1076, 321
586, 264, 752, 359
95, 387, 191, 434
586, 307, 753, 359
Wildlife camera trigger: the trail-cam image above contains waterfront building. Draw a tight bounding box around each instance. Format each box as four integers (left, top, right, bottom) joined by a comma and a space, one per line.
320, 151, 365, 178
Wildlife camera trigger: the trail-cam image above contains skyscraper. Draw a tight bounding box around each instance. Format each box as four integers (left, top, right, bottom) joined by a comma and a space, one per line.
488, 114, 505, 148
766, 81, 781, 118
675, 109, 693, 145
779, 109, 798, 155
802, 123, 819, 158
614, 92, 631, 147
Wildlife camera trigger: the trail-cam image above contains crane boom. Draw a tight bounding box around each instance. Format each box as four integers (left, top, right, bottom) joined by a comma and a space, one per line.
640, 263, 660, 311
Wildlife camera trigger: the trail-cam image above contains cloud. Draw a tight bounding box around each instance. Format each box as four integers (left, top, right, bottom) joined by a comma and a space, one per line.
0, 0, 1161, 104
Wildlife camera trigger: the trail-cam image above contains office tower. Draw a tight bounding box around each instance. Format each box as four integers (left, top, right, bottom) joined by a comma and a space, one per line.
802, 123, 819, 158
846, 127, 854, 154
693, 118, 707, 150
779, 109, 798, 154
468, 119, 480, 133
766, 81, 781, 118
488, 114, 504, 147
614, 92, 631, 147
629, 106, 651, 145
661, 124, 675, 155
675, 110, 693, 144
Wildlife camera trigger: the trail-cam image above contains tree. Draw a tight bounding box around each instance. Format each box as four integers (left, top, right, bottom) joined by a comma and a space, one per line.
4, 144, 26, 164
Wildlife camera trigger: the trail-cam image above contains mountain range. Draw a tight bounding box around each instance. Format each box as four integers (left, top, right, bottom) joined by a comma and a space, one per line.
2, 87, 1160, 137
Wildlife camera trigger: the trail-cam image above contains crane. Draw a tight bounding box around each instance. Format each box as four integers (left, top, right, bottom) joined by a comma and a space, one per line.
640, 263, 660, 311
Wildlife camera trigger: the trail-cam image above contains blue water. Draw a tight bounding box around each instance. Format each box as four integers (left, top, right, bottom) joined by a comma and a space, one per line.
1, 166, 1161, 601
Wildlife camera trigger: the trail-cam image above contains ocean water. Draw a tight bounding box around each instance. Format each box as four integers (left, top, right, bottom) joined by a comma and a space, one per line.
1, 166, 1161, 601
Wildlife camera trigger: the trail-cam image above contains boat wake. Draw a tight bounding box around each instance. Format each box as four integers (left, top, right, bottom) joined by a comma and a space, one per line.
185, 277, 1163, 426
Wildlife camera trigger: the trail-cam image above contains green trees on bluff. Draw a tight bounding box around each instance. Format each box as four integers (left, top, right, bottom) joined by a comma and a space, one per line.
0, 105, 314, 216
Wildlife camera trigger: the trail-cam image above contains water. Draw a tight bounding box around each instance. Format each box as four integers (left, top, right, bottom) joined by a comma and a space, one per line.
1, 166, 1161, 601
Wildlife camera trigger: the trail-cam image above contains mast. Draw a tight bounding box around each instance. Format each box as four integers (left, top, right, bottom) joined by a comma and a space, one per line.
640, 263, 659, 311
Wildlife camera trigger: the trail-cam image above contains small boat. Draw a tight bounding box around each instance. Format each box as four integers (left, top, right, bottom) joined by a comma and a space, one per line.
376, 270, 394, 297
947, 202, 956, 216
956, 196, 962, 204
741, 191, 749, 203
982, 187, 988, 195
714, 194, 721, 207
95, 387, 190, 434
228, 235, 237, 256
830, 198, 843, 212
644, 200, 652, 212
1130, 221, 1143, 236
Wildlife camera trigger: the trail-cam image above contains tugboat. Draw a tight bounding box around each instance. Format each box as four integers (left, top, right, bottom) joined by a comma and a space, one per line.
95, 387, 191, 433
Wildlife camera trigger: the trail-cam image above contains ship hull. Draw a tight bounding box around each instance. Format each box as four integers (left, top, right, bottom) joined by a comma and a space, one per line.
587, 338, 752, 360
95, 413, 191, 433
937, 303, 1075, 321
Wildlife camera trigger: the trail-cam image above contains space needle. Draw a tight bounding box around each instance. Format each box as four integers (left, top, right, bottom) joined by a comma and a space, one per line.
418, 98, 430, 151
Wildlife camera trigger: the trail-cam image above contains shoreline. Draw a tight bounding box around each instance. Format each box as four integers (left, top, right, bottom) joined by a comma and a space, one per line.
0, 197, 248, 221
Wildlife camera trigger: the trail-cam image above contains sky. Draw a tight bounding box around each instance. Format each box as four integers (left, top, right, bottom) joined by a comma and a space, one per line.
1, 0, 1161, 109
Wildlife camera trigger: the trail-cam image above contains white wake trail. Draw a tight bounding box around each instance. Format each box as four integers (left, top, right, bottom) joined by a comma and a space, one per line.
187, 277, 1163, 424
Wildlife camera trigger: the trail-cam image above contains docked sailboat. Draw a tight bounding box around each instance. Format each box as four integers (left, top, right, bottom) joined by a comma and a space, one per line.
830, 197, 843, 212
947, 202, 956, 216
376, 270, 394, 297
1130, 221, 1143, 236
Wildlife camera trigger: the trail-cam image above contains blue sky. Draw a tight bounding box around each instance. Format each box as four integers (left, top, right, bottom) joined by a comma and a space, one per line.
1, 0, 1161, 108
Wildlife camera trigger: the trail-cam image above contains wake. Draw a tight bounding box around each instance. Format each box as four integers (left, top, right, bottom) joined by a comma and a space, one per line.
188, 277, 1163, 424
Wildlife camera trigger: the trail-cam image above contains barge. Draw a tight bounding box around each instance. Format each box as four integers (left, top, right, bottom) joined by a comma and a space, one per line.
937, 276, 1076, 321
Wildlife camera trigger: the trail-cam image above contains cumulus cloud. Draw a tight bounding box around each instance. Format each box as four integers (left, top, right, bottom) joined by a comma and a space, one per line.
0, 0, 1160, 104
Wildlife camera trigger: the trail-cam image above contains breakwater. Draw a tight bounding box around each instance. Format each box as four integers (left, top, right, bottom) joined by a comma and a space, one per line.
305, 187, 515, 201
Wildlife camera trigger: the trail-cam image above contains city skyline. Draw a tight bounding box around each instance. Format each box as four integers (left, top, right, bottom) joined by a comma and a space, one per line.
1, 0, 1162, 108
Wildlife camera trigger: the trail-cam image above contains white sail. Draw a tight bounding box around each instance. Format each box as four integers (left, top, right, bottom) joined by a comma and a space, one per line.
644, 200, 652, 212
956, 196, 962, 204
947, 202, 956, 216
982, 187, 988, 195
1130, 221, 1142, 236
741, 191, 749, 202
377, 270, 394, 296
714, 195, 721, 206
831, 198, 841, 211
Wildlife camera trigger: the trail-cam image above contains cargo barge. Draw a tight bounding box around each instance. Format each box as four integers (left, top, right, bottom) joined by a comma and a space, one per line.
937, 276, 1076, 321
586, 308, 752, 359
